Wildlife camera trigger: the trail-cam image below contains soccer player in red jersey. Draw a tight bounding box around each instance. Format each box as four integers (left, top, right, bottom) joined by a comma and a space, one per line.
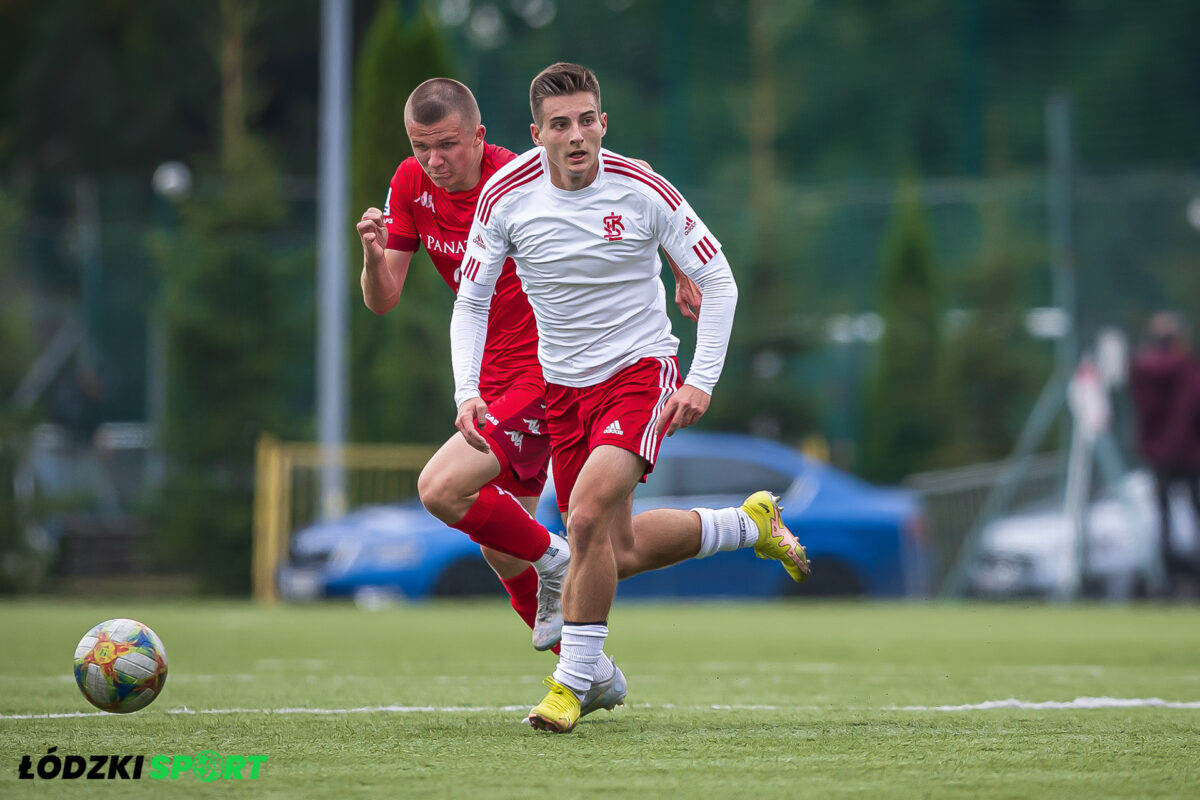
358, 79, 570, 654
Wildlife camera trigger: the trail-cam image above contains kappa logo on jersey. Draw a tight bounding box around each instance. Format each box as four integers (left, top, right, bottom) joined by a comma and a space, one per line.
603, 419, 624, 436
602, 213, 625, 242
383, 188, 393, 216
507, 431, 524, 451
472, 234, 486, 250
683, 216, 697, 235
414, 191, 435, 211
523, 418, 541, 435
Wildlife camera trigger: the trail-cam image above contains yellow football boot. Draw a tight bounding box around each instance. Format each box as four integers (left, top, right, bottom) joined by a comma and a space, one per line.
527, 677, 581, 733
742, 491, 811, 582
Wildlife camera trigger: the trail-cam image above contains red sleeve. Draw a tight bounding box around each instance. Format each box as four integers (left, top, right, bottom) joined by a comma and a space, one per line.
382, 161, 420, 253
487, 143, 517, 171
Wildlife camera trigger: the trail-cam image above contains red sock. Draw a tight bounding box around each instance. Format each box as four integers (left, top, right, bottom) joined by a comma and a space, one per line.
501, 566, 538, 629
499, 566, 561, 655
451, 485, 551, 562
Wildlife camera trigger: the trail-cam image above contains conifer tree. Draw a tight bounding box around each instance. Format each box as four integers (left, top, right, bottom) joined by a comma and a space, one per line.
349, 2, 457, 443
859, 179, 945, 482
151, 0, 309, 593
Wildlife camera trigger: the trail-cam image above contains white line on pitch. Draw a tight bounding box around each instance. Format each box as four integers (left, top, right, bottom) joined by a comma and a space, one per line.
894, 696, 1200, 711
4, 696, 1200, 720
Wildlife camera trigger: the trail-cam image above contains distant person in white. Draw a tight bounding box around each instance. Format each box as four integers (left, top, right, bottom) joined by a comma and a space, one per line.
451, 62, 807, 733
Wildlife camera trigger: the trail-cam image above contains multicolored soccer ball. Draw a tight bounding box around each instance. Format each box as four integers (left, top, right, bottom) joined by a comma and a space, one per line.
73, 618, 168, 713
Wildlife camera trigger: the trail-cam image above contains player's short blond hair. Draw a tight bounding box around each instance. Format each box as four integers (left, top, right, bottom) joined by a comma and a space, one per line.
405, 78, 481, 129
529, 62, 601, 125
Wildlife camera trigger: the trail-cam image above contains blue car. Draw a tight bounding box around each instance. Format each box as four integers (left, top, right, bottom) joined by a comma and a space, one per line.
278, 431, 930, 601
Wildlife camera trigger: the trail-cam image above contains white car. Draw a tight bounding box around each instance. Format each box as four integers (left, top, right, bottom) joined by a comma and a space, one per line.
969, 471, 1197, 599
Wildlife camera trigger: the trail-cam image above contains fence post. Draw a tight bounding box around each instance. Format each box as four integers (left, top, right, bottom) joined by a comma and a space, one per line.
253, 433, 282, 605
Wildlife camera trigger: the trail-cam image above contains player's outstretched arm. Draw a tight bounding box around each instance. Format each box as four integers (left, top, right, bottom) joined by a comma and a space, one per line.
357, 207, 413, 314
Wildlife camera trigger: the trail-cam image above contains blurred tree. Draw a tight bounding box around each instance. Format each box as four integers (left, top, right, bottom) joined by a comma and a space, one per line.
0, 0, 218, 173
937, 251, 1053, 465
3, 0, 1199, 179
702, 0, 818, 443
348, 1, 457, 443
0, 0, 338, 176
150, 0, 310, 594
0, 187, 39, 593
933, 128, 1055, 467
859, 178, 947, 482
0, 188, 32, 404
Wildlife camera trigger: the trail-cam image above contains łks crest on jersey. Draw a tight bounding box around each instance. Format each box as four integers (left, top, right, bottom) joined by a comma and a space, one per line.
603, 212, 625, 242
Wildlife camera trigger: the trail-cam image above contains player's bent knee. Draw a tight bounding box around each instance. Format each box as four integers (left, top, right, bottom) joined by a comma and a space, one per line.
417, 466, 462, 522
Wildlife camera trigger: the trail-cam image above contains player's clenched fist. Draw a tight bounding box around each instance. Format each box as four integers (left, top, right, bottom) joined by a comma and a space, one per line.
357, 207, 388, 261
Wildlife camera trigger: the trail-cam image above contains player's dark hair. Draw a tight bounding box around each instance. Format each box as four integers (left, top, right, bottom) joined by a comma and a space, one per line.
529, 62, 601, 125
405, 78, 481, 129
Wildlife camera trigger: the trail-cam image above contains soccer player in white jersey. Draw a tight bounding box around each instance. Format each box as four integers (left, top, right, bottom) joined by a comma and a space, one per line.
450, 62, 811, 733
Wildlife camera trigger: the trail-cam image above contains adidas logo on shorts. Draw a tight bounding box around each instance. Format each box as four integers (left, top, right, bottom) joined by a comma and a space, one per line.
603, 420, 624, 436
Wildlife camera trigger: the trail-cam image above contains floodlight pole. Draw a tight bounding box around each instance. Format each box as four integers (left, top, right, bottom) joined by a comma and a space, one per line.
1046, 92, 1077, 377
1047, 92, 1085, 597
317, 0, 351, 519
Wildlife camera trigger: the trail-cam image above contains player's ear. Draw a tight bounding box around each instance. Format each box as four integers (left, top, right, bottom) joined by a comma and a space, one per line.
474, 125, 486, 146
530, 123, 543, 146
600, 112, 607, 137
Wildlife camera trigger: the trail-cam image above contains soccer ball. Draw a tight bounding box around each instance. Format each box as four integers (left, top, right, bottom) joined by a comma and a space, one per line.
73, 618, 168, 713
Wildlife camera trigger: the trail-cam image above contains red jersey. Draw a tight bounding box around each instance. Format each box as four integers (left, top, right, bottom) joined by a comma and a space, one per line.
381, 143, 541, 399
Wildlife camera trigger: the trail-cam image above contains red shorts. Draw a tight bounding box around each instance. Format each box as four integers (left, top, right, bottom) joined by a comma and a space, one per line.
545, 356, 681, 513
478, 374, 550, 497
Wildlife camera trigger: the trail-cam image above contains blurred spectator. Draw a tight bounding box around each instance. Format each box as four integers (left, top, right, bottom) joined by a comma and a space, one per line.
43, 360, 120, 513
1129, 311, 1200, 594
47, 362, 105, 446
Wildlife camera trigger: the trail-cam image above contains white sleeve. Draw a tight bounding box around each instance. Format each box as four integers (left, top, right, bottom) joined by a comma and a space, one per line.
650, 192, 738, 395
450, 215, 510, 407
682, 251, 737, 395
450, 279, 493, 407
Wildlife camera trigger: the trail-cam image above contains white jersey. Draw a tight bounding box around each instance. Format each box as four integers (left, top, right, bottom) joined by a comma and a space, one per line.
451, 146, 737, 404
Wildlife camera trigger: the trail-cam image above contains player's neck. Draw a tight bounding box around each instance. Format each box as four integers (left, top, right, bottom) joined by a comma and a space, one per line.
445, 162, 484, 193
547, 160, 599, 192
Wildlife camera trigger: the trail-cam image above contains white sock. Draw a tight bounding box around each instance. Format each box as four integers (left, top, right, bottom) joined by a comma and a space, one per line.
592, 653, 615, 683
694, 506, 759, 558
552, 623, 607, 698
532, 532, 570, 576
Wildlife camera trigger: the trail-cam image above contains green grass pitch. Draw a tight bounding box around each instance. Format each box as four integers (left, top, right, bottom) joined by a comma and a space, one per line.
1, 599, 1198, 798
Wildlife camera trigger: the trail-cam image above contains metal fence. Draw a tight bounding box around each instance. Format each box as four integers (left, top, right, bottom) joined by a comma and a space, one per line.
905, 451, 1065, 593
